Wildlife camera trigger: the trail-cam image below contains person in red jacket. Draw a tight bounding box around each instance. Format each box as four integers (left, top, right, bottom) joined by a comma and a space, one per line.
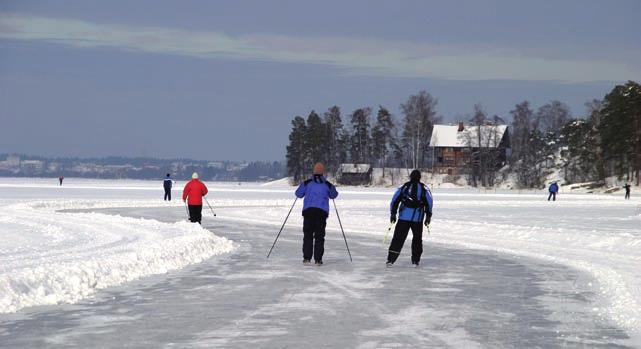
182, 172, 208, 224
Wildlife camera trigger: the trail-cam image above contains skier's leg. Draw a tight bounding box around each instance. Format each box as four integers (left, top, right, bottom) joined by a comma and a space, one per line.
387, 221, 410, 264
168, 190, 171, 201
410, 222, 424, 264
548, 193, 552, 201
188, 205, 196, 223
553, 192, 556, 201
195, 205, 202, 224
302, 215, 314, 261
314, 216, 326, 262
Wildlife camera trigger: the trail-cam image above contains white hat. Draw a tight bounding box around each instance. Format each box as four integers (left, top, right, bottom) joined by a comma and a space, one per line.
192, 172, 199, 179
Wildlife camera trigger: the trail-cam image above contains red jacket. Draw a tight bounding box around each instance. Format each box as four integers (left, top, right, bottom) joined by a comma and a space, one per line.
182, 179, 208, 205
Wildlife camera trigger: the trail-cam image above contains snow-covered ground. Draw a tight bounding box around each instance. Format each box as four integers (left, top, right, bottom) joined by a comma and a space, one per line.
1, 177, 640, 347
0, 178, 235, 314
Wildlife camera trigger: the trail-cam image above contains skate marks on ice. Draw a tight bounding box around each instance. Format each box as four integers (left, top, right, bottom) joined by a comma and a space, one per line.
0, 206, 632, 348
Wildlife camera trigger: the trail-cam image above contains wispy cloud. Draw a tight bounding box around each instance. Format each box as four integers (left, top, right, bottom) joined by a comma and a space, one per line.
1, 13, 638, 82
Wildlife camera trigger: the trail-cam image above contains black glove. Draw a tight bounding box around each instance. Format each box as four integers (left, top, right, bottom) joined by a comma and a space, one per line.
390, 214, 397, 223
424, 213, 432, 226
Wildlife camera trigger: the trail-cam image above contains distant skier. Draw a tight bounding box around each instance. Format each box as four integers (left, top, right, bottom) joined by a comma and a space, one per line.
295, 163, 338, 266
548, 182, 559, 201
387, 170, 433, 268
58, 176, 64, 186
182, 172, 208, 224
163, 173, 173, 201
623, 183, 631, 200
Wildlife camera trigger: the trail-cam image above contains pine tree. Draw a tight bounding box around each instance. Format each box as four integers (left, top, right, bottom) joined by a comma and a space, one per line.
350, 107, 372, 164
585, 99, 605, 181
323, 106, 344, 175
559, 119, 597, 183
371, 106, 395, 175
600, 81, 641, 184
305, 110, 325, 171
286, 116, 307, 182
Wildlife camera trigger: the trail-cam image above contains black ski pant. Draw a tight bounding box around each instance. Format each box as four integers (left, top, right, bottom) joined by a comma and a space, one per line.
625, 191, 630, 199
548, 192, 556, 201
387, 220, 423, 264
164, 188, 171, 201
188, 204, 202, 224
302, 208, 327, 262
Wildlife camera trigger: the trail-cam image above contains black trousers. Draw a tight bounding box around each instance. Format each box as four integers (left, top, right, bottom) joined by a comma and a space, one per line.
164, 188, 171, 201
302, 209, 327, 262
548, 192, 556, 201
625, 191, 630, 199
188, 205, 202, 224
387, 220, 423, 264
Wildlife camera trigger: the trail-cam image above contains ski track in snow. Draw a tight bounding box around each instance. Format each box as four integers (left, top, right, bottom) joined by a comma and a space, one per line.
1, 178, 640, 342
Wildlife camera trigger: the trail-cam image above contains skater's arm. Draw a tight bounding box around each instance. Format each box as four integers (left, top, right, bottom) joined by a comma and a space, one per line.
390, 188, 402, 214
424, 188, 433, 215
295, 181, 307, 198
327, 182, 338, 199
202, 184, 208, 196
182, 183, 190, 201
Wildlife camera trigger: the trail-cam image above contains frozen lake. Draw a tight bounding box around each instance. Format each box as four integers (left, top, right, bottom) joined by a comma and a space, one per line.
1, 178, 640, 347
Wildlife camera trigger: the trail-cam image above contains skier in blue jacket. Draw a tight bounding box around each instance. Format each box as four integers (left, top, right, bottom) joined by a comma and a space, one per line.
163, 173, 173, 201
387, 169, 433, 268
295, 163, 339, 265
548, 182, 559, 201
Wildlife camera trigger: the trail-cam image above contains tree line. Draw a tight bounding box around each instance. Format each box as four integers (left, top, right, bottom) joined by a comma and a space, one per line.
511, 80, 641, 187
286, 91, 441, 182
286, 82, 641, 187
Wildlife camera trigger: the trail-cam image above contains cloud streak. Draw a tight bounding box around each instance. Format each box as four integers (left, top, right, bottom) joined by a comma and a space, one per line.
1, 13, 638, 82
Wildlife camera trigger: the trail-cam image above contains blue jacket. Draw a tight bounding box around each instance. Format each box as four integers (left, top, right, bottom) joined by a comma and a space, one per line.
163, 177, 173, 189
549, 183, 559, 193
390, 181, 433, 223
295, 175, 339, 215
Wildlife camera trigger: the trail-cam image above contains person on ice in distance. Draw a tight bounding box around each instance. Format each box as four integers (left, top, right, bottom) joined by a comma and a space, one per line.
295, 163, 338, 266
548, 182, 559, 201
58, 176, 64, 186
387, 169, 433, 268
182, 172, 208, 224
623, 183, 631, 200
163, 173, 173, 201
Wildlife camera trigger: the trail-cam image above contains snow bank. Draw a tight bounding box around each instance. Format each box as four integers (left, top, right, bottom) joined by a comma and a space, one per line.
0, 201, 234, 313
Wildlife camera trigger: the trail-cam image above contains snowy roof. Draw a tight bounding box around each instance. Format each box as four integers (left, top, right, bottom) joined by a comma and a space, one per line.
429, 124, 508, 148
339, 164, 371, 173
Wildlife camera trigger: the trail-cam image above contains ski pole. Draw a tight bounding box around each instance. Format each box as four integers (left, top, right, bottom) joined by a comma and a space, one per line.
266, 198, 298, 259
204, 197, 217, 217
382, 222, 394, 246
332, 199, 353, 262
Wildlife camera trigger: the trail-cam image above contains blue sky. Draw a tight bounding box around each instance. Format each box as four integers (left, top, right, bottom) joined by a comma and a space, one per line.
1, 0, 639, 160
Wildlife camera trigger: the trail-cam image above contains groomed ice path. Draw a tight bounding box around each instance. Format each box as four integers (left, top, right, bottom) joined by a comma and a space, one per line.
0, 205, 633, 348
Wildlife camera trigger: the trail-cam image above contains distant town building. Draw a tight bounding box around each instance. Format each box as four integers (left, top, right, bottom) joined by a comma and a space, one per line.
4, 155, 20, 167
338, 164, 372, 185
20, 160, 45, 174
429, 123, 510, 175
